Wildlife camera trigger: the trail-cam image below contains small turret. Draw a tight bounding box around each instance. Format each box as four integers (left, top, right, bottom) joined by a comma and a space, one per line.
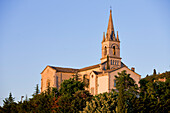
116, 31, 119, 41
102, 32, 105, 43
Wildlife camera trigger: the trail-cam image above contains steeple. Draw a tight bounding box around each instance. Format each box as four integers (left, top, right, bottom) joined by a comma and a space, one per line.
106, 9, 115, 41
101, 9, 121, 69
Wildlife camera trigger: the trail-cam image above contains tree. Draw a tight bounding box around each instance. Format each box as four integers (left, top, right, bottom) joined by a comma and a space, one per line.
32, 84, 40, 96
138, 78, 170, 113
81, 92, 117, 113
72, 71, 81, 81
139, 79, 149, 97
115, 70, 139, 113
153, 69, 157, 75
83, 74, 89, 88
3, 92, 15, 106
72, 90, 92, 112
2, 92, 17, 113
28, 92, 52, 113
59, 78, 85, 95
56, 79, 91, 112
35, 84, 40, 95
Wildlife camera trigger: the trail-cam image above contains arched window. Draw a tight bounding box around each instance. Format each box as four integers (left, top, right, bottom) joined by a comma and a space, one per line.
104, 46, 107, 56
113, 46, 116, 55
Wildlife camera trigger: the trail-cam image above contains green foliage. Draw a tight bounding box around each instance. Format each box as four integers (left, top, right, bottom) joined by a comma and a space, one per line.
1, 71, 170, 113
35, 84, 40, 95
81, 92, 117, 113
72, 90, 92, 112
2, 92, 17, 113
56, 78, 91, 113
72, 71, 81, 81
3, 92, 15, 106
56, 90, 92, 113
143, 71, 170, 82
32, 84, 40, 96
59, 78, 85, 95
115, 70, 139, 113
138, 78, 170, 113
57, 94, 74, 112
83, 74, 89, 88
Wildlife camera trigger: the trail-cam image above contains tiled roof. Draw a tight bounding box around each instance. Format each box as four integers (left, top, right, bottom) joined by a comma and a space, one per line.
48, 63, 100, 73
79, 64, 100, 71
50, 66, 78, 73
43, 62, 127, 74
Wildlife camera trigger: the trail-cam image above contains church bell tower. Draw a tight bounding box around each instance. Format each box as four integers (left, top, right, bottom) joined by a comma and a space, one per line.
101, 10, 121, 69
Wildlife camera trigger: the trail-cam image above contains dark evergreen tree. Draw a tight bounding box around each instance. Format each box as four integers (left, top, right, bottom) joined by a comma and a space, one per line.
153, 69, 157, 75
115, 70, 139, 113
72, 71, 81, 81
35, 84, 40, 95
32, 84, 40, 96
2, 92, 17, 113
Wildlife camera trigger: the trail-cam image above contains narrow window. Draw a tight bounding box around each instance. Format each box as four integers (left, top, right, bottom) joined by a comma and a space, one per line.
104, 46, 107, 56
56, 76, 58, 89
111, 60, 112, 65
113, 46, 116, 55
113, 60, 114, 65
91, 87, 94, 95
114, 80, 116, 87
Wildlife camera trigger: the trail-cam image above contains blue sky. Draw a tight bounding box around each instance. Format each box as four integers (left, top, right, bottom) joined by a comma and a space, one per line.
0, 0, 170, 105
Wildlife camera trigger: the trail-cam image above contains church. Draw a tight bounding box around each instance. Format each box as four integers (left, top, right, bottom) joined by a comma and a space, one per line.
40, 10, 141, 95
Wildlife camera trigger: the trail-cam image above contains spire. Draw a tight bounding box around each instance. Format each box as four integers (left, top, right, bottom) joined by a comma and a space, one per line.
116, 31, 119, 41
106, 9, 115, 41
102, 32, 105, 42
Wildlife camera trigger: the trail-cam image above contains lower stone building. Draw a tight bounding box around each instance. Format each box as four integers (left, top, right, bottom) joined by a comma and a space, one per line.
41, 10, 141, 95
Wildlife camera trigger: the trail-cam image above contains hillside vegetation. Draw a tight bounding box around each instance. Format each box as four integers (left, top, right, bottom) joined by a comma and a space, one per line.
0, 70, 169, 113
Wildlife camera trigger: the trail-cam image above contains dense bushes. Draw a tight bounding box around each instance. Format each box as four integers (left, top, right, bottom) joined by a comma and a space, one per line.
0, 71, 170, 113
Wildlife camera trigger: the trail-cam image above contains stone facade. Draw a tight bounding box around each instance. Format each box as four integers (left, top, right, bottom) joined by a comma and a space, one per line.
41, 10, 141, 95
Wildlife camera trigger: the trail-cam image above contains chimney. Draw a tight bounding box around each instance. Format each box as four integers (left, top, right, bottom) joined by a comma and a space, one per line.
131, 67, 135, 72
